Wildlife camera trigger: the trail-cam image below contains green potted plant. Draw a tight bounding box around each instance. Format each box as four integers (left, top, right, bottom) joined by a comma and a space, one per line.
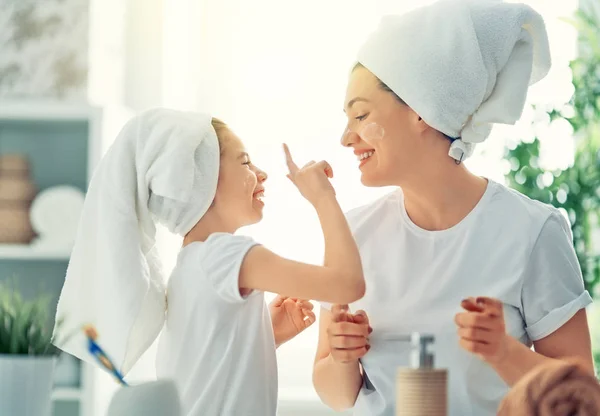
0, 284, 61, 416
504, 7, 600, 373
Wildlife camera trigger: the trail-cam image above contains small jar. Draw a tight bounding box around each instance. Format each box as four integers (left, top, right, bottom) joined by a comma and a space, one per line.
0, 204, 36, 243
0, 154, 37, 244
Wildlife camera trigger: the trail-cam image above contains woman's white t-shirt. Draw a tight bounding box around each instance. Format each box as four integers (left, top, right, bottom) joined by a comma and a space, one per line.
328, 180, 592, 416
156, 233, 277, 416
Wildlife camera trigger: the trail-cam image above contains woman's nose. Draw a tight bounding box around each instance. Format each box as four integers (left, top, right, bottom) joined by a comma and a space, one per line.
341, 127, 360, 147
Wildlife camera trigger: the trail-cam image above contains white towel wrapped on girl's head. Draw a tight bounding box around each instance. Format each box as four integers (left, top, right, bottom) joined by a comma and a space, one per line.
53, 109, 220, 375
357, 0, 552, 162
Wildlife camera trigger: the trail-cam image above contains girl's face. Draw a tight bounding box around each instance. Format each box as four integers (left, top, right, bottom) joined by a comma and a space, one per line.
212, 129, 267, 229
342, 66, 432, 187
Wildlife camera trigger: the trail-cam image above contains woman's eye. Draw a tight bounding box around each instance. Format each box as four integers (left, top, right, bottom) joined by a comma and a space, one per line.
356, 113, 369, 121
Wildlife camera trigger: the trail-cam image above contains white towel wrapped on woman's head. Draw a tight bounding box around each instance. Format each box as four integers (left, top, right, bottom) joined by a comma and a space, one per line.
357, 0, 552, 162
53, 109, 220, 375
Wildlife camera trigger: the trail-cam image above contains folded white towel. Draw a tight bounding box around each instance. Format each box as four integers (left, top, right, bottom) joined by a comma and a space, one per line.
358, 0, 551, 161
53, 109, 220, 375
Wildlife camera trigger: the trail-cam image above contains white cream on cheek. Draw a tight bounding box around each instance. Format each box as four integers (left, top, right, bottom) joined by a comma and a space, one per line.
342, 122, 386, 145
360, 122, 385, 142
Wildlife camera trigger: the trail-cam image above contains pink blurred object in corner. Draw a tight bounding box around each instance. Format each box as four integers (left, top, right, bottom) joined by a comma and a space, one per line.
498, 359, 600, 416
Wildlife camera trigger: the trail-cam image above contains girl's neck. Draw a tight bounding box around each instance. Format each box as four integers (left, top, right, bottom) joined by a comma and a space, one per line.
183, 210, 238, 246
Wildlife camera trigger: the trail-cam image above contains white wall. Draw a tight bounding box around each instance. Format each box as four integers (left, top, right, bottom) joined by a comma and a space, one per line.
124, 0, 164, 110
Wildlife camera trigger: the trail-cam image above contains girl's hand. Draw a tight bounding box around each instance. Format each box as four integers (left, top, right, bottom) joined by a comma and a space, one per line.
270, 295, 316, 347
455, 297, 509, 365
283, 144, 335, 208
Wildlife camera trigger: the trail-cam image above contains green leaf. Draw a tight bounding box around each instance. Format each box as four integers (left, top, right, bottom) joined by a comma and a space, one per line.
0, 284, 62, 357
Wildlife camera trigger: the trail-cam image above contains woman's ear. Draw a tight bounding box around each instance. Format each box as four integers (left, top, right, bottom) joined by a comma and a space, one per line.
409, 108, 429, 134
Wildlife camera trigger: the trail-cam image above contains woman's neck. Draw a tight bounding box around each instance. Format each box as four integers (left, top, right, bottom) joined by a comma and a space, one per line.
399, 161, 488, 231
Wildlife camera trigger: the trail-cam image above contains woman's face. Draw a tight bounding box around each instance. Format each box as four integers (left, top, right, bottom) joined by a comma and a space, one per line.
212, 129, 267, 228
342, 66, 431, 187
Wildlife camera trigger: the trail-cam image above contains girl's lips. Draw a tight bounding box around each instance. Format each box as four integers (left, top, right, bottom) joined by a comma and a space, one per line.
253, 189, 265, 204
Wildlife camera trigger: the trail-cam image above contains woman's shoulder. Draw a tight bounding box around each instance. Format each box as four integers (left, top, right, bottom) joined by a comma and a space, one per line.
487, 180, 565, 235
344, 189, 401, 227
492, 181, 556, 210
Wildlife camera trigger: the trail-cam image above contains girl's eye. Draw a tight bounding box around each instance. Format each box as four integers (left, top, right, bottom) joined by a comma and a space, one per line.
356, 114, 369, 122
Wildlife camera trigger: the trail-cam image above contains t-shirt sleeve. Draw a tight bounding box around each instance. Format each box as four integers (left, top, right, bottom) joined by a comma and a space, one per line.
521, 211, 593, 341
199, 233, 260, 304
320, 302, 333, 311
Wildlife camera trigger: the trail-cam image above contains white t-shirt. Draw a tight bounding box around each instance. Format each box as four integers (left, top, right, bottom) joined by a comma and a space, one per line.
325, 180, 592, 416
156, 233, 278, 416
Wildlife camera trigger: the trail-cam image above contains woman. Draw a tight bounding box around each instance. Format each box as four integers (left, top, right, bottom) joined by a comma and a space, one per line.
312, 1, 594, 415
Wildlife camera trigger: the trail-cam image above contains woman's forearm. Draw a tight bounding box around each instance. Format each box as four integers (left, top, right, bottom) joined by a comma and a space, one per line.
313, 354, 363, 411
490, 336, 558, 386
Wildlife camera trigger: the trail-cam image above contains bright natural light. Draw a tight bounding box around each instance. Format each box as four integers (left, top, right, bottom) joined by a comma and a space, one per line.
1, 1, 595, 415
150, 0, 581, 406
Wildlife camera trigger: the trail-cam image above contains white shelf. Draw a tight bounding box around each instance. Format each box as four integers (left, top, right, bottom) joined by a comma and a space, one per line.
52, 387, 82, 401
0, 100, 100, 122
0, 244, 71, 260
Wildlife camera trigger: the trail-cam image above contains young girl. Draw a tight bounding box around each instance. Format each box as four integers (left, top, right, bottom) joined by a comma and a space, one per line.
53, 109, 366, 415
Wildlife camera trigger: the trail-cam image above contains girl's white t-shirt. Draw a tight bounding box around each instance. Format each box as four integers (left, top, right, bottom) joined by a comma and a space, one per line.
156, 233, 277, 416
325, 180, 592, 416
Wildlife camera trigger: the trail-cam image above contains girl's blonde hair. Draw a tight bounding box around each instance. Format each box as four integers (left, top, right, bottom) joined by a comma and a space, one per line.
211, 118, 229, 155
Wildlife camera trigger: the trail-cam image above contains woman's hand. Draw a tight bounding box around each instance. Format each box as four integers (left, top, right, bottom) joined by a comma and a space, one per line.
455, 297, 509, 365
270, 295, 316, 347
327, 304, 372, 363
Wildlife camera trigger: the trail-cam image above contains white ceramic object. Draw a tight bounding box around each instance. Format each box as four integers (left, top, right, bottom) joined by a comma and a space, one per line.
107, 379, 182, 416
29, 185, 85, 246
0, 355, 56, 416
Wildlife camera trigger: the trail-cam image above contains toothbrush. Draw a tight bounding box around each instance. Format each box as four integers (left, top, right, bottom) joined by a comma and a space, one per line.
82, 324, 128, 386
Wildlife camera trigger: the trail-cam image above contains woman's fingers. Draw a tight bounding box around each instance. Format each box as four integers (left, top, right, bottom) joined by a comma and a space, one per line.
352, 310, 369, 325
456, 297, 508, 364
459, 338, 495, 356
455, 312, 500, 330
476, 297, 504, 317
328, 321, 370, 338
461, 298, 484, 313
329, 334, 369, 349
331, 304, 351, 323
461, 297, 503, 317
457, 326, 495, 344
328, 308, 371, 363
